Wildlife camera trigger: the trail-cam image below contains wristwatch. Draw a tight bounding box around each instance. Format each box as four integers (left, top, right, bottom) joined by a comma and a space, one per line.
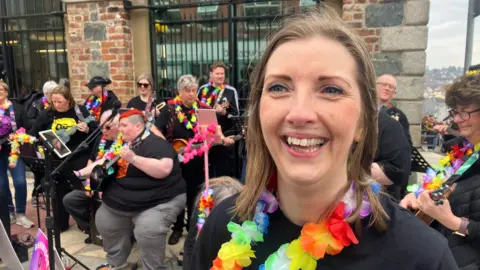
453, 217, 470, 237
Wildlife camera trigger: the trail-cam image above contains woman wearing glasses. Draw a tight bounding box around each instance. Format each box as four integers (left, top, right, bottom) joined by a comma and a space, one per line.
400, 71, 480, 269
126, 73, 166, 138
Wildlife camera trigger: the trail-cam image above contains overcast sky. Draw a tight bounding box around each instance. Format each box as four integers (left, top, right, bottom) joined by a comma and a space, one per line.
426, 0, 479, 68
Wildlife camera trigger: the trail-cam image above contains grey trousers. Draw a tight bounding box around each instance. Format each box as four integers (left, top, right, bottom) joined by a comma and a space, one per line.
95, 193, 186, 270
63, 190, 92, 232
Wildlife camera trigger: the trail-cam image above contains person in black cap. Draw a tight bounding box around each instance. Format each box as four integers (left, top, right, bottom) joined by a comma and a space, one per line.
84, 76, 118, 122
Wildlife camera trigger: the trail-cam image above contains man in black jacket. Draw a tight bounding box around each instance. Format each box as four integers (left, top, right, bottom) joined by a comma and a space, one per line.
372, 111, 412, 201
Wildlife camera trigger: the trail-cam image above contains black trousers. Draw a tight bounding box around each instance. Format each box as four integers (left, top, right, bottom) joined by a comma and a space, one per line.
172, 159, 204, 232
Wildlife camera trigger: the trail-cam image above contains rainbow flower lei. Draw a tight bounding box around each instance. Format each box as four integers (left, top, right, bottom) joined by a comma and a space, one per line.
197, 188, 214, 234
9, 128, 38, 168
201, 81, 224, 107
85, 90, 108, 121
84, 133, 124, 191
168, 96, 199, 130
211, 182, 379, 270
407, 140, 480, 197
41, 96, 50, 109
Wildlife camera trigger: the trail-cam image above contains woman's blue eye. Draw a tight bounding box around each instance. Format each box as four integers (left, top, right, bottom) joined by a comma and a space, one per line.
267, 84, 287, 93
322, 86, 344, 95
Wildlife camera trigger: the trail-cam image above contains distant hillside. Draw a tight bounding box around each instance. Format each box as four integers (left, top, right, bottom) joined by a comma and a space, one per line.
424, 66, 464, 90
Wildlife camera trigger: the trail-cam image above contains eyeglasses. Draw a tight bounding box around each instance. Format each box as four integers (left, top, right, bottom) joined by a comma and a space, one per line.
376, 82, 396, 91
137, 83, 150, 88
449, 108, 480, 120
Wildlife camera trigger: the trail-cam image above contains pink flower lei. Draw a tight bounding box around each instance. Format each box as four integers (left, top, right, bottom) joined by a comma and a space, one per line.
181, 123, 218, 163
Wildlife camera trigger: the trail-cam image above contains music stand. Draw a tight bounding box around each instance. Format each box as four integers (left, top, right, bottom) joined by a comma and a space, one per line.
411, 147, 433, 173
37, 139, 91, 270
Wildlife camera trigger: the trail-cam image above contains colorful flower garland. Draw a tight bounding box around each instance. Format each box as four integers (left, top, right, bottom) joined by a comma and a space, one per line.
407, 140, 480, 197
168, 96, 199, 130
200, 81, 225, 107
85, 90, 108, 121
9, 128, 38, 168
84, 133, 124, 191
181, 123, 217, 164
197, 188, 214, 234
41, 96, 50, 109
211, 182, 379, 270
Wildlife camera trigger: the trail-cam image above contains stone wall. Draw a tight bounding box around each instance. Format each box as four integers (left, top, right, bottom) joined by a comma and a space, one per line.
65, 0, 135, 104
343, 0, 430, 146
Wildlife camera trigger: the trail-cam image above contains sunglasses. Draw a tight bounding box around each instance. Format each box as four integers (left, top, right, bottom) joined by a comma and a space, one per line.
137, 83, 150, 88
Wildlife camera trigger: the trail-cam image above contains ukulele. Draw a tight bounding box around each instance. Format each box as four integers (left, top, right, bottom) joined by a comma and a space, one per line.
415, 182, 457, 225
172, 133, 244, 155
56, 116, 95, 143
423, 117, 461, 137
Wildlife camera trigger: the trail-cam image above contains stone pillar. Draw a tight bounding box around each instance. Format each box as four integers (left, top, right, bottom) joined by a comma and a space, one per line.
343, 0, 430, 147
64, 0, 136, 104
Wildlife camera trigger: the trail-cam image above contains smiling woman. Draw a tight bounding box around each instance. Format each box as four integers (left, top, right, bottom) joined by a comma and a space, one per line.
189, 7, 458, 270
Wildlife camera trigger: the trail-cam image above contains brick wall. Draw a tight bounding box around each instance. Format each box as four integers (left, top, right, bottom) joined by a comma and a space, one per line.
66, 0, 135, 105
343, 0, 430, 147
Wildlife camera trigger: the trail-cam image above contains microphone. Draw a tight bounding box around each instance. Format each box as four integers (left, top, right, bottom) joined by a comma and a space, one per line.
105, 100, 122, 122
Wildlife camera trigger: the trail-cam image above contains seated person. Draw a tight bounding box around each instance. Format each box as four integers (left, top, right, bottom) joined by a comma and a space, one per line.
93, 109, 186, 270
63, 109, 120, 244
182, 176, 243, 270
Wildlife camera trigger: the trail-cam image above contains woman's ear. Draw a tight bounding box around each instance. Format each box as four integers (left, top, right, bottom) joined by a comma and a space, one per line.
354, 126, 363, 142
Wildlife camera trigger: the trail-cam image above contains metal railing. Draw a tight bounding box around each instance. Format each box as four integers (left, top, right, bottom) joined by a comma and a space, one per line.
0, 0, 68, 98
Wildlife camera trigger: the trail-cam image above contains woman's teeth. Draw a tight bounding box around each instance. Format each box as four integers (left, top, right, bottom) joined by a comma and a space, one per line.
286, 137, 325, 147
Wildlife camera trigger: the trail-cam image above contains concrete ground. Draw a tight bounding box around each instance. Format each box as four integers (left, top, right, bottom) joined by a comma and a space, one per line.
1, 150, 443, 270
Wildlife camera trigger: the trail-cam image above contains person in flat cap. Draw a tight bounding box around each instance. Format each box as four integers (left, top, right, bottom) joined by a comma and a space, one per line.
84, 76, 119, 121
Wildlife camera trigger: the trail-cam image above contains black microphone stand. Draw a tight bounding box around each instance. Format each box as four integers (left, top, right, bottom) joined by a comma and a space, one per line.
40, 110, 116, 270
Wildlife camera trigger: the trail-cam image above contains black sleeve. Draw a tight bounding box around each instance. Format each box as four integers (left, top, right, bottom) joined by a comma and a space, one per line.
434, 245, 459, 270
126, 98, 133, 108
28, 109, 50, 137
189, 196, 236, 270
79, 105, 98, 131
143, 136, 176, 160
183, 206, 200, 270
89, 136, 102, 162
226, 88, 239, 117
154, 105, 171, 135
13, 102, 27, 130
375, 112, 412, 198
398, 110, 413, 147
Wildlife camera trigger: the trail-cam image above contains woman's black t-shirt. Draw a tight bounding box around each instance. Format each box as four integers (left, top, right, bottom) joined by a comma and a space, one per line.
28, 105, 97, 170
189, 194, 458, 270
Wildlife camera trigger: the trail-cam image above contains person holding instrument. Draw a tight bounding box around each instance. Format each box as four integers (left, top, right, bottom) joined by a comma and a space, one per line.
29, 85, 97, 232
95, 109, 186, 270
63, 109, 120, 244
155, 74, 233, 245
400, 71, 480, 269
197, 61, 240, 178
127, 73, 165, 139
190, 8, 456, 270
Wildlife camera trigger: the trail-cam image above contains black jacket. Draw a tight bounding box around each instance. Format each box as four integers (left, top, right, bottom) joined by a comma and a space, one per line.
375, 111, 412, 200
17, 91, 43, 131
433, 138, 480, 269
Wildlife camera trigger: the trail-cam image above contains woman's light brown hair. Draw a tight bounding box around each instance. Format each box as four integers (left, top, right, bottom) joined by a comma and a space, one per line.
51, 85, 76, 111
445, 74, 480, 109
235, 7, 388, 231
